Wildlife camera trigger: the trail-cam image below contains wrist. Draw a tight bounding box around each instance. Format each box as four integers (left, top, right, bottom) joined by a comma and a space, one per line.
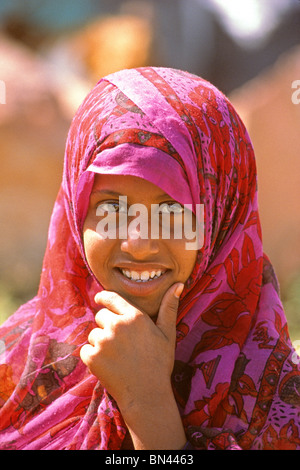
119, 387, 186, 450
117, 379, 173, 417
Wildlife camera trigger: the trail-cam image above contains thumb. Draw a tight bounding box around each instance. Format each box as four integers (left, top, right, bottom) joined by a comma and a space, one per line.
156, 283, 184, 339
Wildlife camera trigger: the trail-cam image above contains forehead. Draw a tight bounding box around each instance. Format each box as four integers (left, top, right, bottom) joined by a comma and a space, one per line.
91, 174, 172, 199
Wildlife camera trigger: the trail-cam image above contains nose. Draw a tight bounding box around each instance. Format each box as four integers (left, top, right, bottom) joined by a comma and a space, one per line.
120, 222, 159, 259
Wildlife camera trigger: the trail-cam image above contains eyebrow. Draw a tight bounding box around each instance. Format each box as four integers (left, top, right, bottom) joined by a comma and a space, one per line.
90, 189, 125, 197
90, 188, 176, 202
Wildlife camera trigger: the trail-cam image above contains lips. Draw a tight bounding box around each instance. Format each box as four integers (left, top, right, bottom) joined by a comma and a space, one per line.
113, 264, 171, 296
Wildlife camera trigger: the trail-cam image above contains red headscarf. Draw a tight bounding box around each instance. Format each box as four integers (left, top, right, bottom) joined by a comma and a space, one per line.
0, 67, 299, 450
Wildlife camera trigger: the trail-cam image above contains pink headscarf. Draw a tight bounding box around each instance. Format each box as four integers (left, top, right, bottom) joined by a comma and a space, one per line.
0, 67, 299, 450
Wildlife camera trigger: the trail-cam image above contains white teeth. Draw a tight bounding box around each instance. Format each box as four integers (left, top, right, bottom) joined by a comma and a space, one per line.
121, 269, 165, 282
141, 271, 150, 281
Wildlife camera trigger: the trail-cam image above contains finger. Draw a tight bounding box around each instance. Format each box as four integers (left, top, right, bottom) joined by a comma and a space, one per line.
94, 308, 116, 328
156, 283, 184, 339
80, 343, 95, 367
87, 327, 104, 347
94, 290, 137, 316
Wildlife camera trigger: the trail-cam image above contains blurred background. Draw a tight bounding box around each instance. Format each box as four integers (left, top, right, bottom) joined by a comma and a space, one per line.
0, 0, 299, 340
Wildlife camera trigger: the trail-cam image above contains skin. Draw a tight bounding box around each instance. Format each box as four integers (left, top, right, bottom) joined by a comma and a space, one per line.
80, 174, 198, 449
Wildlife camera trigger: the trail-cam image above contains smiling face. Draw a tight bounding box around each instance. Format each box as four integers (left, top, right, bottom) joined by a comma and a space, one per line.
83, 174, 198, 318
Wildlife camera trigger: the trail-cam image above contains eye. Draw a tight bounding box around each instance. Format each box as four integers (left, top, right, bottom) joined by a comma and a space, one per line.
159, 202, 184, 214
96, 201, 127, 215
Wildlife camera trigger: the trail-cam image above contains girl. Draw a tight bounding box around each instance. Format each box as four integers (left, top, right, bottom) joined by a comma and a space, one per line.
0, 67, 299, 450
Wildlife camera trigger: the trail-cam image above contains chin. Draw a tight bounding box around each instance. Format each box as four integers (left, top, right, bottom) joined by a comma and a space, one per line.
125, 294, 161, 318
136, 301, 160, 318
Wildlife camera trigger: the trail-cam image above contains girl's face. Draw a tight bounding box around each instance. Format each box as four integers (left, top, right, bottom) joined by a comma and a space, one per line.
83, 174, 198, 318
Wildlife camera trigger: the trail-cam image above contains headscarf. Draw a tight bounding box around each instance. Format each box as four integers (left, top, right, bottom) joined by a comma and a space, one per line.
0, 67, 299, 450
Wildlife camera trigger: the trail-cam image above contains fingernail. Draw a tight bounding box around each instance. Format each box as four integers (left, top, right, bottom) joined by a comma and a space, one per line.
174, 283, 184, 298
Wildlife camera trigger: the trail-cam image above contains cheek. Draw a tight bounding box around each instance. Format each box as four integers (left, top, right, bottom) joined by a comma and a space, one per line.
182, 251, 198, 280
168, 238, 198, 281
83, 228, 97, 265
83, 229, 110, 280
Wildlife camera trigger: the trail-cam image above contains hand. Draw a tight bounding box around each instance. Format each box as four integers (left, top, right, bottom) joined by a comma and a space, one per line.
80, 282, 186, 449
80, 283, 184, 413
